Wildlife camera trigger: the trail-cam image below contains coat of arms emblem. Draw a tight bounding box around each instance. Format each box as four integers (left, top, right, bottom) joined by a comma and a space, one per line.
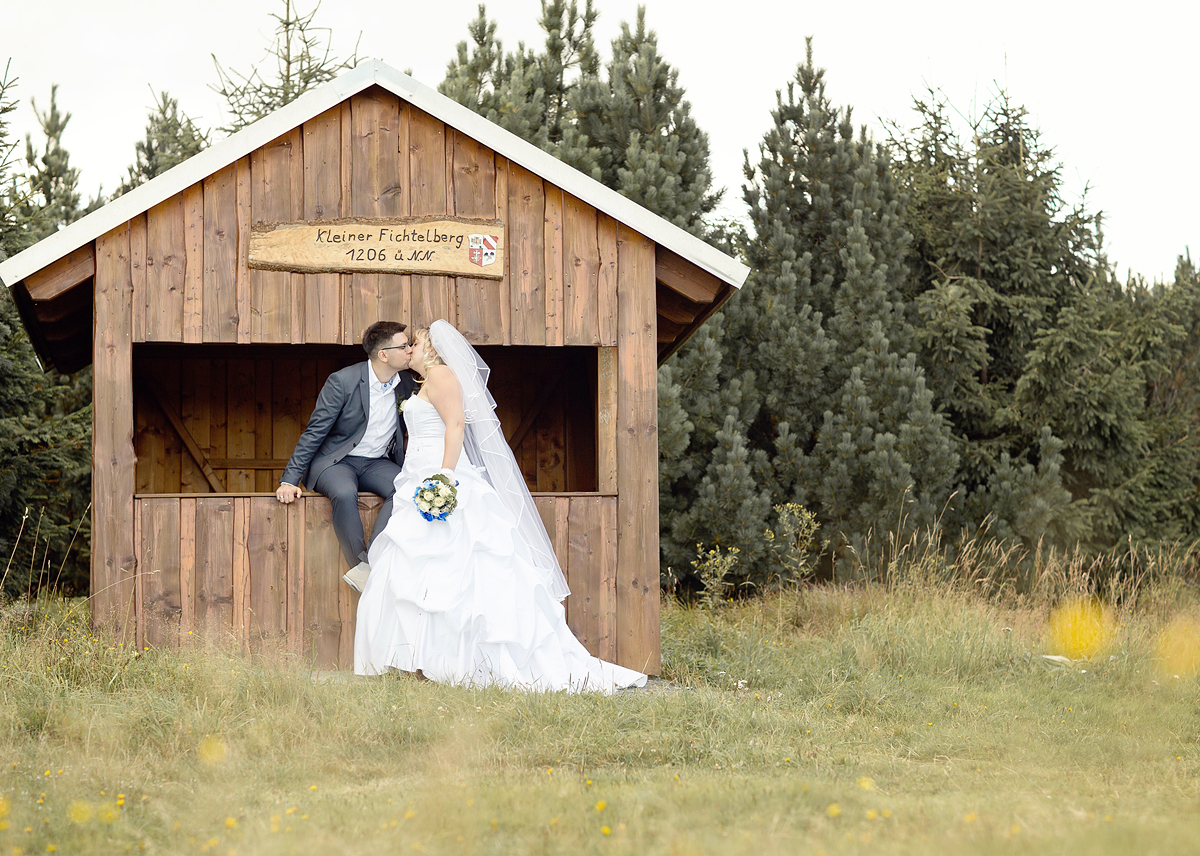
468, 234, 499, 267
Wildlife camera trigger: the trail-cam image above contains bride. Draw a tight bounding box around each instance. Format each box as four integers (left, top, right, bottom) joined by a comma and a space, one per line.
354, 320, 647, 693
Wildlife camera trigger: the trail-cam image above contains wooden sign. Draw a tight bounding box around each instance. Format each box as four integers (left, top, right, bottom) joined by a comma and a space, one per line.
249, 216, 506, 280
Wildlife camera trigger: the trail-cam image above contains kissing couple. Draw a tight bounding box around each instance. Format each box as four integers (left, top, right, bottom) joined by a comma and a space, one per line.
276, 319, 646, 693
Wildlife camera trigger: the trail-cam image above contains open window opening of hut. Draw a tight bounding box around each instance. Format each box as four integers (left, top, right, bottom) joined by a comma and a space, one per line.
0, 61, 749, 676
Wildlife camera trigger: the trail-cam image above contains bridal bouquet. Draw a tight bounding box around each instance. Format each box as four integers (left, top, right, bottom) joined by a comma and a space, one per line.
413, 473, 459, 521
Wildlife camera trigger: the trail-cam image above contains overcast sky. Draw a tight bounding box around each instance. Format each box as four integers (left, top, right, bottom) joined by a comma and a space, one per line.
4, 0, 1196, 282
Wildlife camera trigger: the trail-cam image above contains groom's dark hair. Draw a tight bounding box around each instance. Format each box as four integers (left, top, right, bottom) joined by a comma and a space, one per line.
362, 321, 408, 357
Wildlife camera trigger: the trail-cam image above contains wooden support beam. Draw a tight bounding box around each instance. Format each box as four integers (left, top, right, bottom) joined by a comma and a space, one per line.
655, 245, 722, 304
145, 377, 227, 492
24, 244, 96, 302
657, 282, 735, 365
209, 458, 290, 470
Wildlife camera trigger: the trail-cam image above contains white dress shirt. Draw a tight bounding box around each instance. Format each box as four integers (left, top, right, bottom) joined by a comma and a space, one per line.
349, 372, 400, 459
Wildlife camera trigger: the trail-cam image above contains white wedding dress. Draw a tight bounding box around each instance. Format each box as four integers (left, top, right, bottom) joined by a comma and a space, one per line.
354, 393, 647, 693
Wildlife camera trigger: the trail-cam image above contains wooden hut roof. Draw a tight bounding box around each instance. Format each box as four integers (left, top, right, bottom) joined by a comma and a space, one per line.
0, 60, 748, 372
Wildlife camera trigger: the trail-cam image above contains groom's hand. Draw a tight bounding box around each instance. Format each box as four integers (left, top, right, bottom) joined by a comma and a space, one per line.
276, 483, 303, 504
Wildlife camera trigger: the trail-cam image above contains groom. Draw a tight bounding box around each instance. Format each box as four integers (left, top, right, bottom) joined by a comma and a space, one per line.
275, 321, 419, 592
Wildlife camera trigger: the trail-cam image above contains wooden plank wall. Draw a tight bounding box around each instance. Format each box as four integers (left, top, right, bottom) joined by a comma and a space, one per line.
135, 493, 611, 668
102, 85, 659, 672
126, 87, 617, 350
134, 346, 598, 494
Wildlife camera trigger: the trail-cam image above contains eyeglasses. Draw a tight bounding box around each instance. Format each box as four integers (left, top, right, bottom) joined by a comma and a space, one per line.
378, 343, 411, 353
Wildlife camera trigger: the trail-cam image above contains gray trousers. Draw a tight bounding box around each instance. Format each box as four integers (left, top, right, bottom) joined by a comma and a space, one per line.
312, 455, 403, 566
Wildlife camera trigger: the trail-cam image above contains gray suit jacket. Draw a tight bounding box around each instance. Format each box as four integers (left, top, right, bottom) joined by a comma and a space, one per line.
281, 362, 420, 490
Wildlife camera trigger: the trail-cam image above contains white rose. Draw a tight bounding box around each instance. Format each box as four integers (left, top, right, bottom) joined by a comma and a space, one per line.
437, 484, 450, 496
418, 500, 432, 512
434, 497, 445, 507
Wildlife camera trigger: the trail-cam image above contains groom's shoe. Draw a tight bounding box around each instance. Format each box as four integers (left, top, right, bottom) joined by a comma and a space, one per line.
342, 560, 371, 593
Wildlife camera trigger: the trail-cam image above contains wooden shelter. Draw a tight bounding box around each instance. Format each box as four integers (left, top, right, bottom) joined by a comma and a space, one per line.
0, 61, 748, 674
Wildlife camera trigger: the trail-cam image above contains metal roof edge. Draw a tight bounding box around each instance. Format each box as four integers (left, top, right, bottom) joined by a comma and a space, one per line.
1, 59, 749, 292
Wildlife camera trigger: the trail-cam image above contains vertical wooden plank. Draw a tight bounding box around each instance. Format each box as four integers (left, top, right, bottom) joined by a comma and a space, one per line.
203, 163, 239, 342
134, 501, 143, 651
597, 214, 619, 346
598, 497, 618, 661
146, 195, 186, 342
273, 357, 303, 483
304, 496, 344, 668
553, 496, 570, 625
133, 383, 164, 493
130, 214, 147, 343
616, 224, 660, 674
516, 367, 539, 489
565, 351, 597, 492
232, 496, 251, 651
236, 157, 252, 344
250, 133, 296, 343
544, 185, 564, 347
534, 496, 557, 552
225, 358, 256, 491
156, 358, 183, 492
349, 90, 404, 338
179, 497, 196, 645
302, 107, 343, 343
454, 133, 503, 343
394, 101, 413, 327
93, 223, 137, 639
563, 194, 600, 345
409, 107, 450, 327
180, 358, 210, 493
248, 496, 288, 653
597, 347, 618, 494
567, 496, 603, 656
495, 156, 511, 344
289, 127, 306, 343
141, 497, 181, 649
536, 389, 566, 492
210, 359, 228, 489
337, 494, 383, 669
255, 360, 273, 492
508, 163, 545, 345
183, 184, 205, 343
195, 497, 234, 640
287, 498, 305, 655
340, 101, 355, 345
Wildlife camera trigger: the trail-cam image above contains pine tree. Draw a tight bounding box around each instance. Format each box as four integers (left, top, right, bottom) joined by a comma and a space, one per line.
571, 8, 720, 236
441, 2, 720, 235
660, 42, 958, 584
113, 90, 208, 197
16, 85, 101, 244
440, 1, 601, 177
211, 0, 359, 133
0, 68, 91, 597
890, 93, 1152, 550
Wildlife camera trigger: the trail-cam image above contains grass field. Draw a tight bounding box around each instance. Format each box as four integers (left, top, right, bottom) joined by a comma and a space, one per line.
3, 561, 1200, 855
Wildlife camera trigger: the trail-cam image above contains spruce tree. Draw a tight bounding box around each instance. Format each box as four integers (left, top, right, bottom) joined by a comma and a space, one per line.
0, 68, 91, 596
571, 8, 720, 236
113, 90, 208, 197
890, 93, 1160, 550
440, 1, 601, 177
660, 42, 958, 584
441, 2, 720, 235
16, 85, 101, 244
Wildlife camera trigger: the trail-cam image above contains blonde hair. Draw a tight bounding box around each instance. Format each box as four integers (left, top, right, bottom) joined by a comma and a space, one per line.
409, 327, 445, 379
